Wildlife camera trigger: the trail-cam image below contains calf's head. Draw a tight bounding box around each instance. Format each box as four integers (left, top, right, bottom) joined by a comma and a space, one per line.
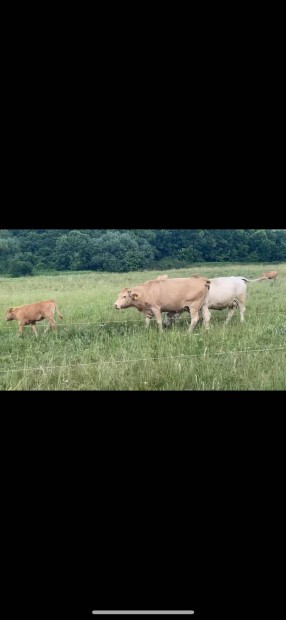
6, 308, 15, 321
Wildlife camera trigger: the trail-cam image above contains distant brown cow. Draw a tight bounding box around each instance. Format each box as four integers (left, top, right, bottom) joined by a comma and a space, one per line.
5, 299, 63, 336
114, 277, 210, 332
262, 270, 278, 283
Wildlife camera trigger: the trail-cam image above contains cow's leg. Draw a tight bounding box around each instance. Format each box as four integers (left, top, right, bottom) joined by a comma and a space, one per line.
151, 307, 163, 332
18, 323, 24, 337
164, 311, 183, 328
163, 313, 172, 328
201, 304, 211, 329
187, 304, 201, 332
143, 310, 153, 328
165, 312, 178, 328
236, 300, 246, 323
225, 307, 236, 324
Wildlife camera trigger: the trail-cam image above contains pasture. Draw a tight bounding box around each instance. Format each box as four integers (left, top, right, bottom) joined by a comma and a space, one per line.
0, 263, 285, 390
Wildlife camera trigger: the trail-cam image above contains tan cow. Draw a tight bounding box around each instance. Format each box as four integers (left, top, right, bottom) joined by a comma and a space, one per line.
262, 270, 278, 283
126, 275, 169, 326
114, 277, 210, 332
5, 299, 63, 336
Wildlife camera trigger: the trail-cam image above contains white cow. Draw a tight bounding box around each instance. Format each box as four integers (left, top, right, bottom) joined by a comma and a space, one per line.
164, 276, 266, 328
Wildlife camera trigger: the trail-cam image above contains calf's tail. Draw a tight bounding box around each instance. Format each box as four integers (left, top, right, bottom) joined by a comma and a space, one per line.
51, 299, 64, 319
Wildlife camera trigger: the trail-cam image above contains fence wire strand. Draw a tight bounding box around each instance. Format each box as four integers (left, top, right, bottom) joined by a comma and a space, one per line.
0, 310, 285, 331
0, 347, 286, 374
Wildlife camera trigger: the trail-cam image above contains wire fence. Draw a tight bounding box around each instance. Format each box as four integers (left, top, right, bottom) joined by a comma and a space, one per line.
0, 310, 285, 331
0, 347, 286, 374
0, 319, 144, 331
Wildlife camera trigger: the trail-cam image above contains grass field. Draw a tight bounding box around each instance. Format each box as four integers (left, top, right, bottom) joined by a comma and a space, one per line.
0, 263, 285, 390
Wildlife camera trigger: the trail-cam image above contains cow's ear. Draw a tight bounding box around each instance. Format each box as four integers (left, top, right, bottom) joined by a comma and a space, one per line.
131, 293, 139, 301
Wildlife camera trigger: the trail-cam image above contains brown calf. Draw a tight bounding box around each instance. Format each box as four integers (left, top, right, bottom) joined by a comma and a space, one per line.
5, 299, 63, 336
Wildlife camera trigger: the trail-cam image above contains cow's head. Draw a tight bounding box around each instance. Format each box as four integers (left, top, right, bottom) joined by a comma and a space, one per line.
114, 288, 132, 309
6, 308, 15, 321
114, 287, 141, 309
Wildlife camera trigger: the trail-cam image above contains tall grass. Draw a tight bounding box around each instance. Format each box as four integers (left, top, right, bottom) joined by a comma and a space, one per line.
0, 264, 285, 390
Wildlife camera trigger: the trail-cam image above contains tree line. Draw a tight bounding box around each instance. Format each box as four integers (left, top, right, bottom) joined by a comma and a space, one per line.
0, 229, 285, 276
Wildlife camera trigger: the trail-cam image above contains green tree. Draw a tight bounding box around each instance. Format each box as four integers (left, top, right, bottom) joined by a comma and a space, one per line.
90, 231, 154, 272
54, 231, 93, 270
9, 259, 33, 277
0, 231, 19, 273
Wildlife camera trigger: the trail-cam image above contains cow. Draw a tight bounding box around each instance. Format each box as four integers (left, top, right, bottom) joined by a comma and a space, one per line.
114, 276, 211, 332
164, 276, 266, 328
262, 270, 278, 284
5, 299, 63, 336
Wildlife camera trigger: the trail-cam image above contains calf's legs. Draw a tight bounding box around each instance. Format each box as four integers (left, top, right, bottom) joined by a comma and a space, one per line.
31, 323, 38, 336
46, 317, 57, 332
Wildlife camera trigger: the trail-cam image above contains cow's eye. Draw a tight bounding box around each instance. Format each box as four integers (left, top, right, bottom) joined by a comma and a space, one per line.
123, 296, 126, 299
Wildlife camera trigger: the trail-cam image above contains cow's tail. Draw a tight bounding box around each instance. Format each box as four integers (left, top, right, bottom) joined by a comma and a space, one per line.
51, 299, 64, 319
240, 277, 267, 283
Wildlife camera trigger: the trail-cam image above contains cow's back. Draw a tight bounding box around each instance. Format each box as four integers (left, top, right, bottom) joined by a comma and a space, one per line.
138, 278, 209, 311
208, 277, 246, 308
